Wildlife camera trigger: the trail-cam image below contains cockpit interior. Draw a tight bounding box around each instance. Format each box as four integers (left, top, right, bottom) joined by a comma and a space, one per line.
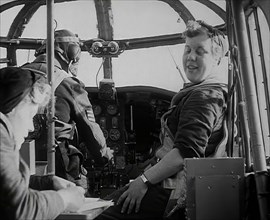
1, 0, 269, 219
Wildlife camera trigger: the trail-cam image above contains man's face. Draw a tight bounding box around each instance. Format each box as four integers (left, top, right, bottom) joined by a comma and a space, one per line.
8, 100, 38, 149
182, 33, 218, 83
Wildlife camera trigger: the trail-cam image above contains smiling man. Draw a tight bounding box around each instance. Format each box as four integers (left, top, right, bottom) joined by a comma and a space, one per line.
95, 20, 228, 220
183, 20, 227, 84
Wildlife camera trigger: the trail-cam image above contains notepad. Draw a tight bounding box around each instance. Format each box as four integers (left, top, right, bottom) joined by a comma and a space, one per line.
77, 198, 114, 213
57, 198, 114, 220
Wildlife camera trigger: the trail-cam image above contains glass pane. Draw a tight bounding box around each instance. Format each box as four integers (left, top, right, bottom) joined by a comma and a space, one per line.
0, 48, 7, 68
182, 0, 225, 25
22, 1, 97, 39
0, 5, 23, 36
113, 45, 185, 92
112, 0, 184, 39
16, 49, 36, 67
77, 53, 105, 88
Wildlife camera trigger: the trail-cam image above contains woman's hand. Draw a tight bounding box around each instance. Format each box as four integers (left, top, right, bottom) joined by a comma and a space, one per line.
117, 176, 148, 214
52, 175, 76, 190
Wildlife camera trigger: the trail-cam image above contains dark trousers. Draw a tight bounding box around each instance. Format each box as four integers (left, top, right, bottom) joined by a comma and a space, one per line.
95, 184, 185, 220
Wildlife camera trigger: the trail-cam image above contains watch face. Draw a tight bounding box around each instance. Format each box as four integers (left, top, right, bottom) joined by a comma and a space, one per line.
140, 174, 153, 187
140, 174, 148, 183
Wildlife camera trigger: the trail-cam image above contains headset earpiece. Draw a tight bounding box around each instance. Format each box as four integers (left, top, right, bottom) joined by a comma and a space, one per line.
66, 43, 81, 63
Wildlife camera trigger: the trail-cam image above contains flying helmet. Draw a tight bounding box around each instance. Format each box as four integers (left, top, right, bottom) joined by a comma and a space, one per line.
53, 29, 81, 65
35, 29, 81, 76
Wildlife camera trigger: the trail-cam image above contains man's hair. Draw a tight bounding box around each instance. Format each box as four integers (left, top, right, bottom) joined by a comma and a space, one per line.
183, 20, 228, 63
28, 77, 51, 108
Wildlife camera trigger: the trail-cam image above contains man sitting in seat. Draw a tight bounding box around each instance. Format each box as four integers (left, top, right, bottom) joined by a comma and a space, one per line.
95, 20, 228, 220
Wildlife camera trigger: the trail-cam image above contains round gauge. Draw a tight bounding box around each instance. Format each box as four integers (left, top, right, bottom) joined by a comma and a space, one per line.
109, 129, 121, 141
107, 104, 118, 115
93, 105, 102, 116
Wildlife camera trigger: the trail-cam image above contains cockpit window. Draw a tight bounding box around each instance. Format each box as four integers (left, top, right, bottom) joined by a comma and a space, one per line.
181, 1, 225, 25
0, 5, 23, 36
0, 0, 227, 92
112, 1, 183, 39
22, 2, 97, 39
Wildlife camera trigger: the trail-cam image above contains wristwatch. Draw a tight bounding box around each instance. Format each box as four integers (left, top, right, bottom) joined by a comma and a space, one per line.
140, 173, 153, 187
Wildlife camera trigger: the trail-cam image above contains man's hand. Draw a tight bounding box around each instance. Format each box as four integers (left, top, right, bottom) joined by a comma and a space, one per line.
117, 177, 148, 214
52, 175, 76, 190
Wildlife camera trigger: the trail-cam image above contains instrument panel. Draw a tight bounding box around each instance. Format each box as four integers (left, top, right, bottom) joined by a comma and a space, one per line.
87, 86, 174, 167
92, 103, 122, 143
86, 86, 174, 197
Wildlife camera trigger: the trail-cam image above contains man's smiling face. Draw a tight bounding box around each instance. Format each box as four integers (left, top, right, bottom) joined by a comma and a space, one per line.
182, 33, 218, 83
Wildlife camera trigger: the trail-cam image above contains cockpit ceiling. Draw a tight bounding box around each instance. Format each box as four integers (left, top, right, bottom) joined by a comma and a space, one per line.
0, 0, 226, 41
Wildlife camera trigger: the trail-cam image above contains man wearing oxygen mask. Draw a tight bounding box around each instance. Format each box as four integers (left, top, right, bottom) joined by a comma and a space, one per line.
22, 29, 113, 192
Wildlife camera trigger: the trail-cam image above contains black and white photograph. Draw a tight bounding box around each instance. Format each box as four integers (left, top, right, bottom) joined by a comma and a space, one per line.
0, 0, 269, 219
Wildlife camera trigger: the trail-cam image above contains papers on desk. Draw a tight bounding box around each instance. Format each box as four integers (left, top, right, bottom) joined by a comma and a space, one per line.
77, 198, 114, 213
57, 198, 114, 220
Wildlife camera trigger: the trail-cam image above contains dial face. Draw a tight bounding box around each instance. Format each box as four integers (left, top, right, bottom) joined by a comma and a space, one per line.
93, 105, 102, 116
107, 104, 118, 115
109, 128, 121, 141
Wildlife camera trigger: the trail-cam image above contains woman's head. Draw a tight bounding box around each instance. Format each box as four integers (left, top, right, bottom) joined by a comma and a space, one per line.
0, 67, 50, 148
182, 20, 228, 83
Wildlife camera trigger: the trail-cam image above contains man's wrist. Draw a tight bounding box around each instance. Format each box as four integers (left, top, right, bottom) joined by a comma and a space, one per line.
140, 173, 153, 187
